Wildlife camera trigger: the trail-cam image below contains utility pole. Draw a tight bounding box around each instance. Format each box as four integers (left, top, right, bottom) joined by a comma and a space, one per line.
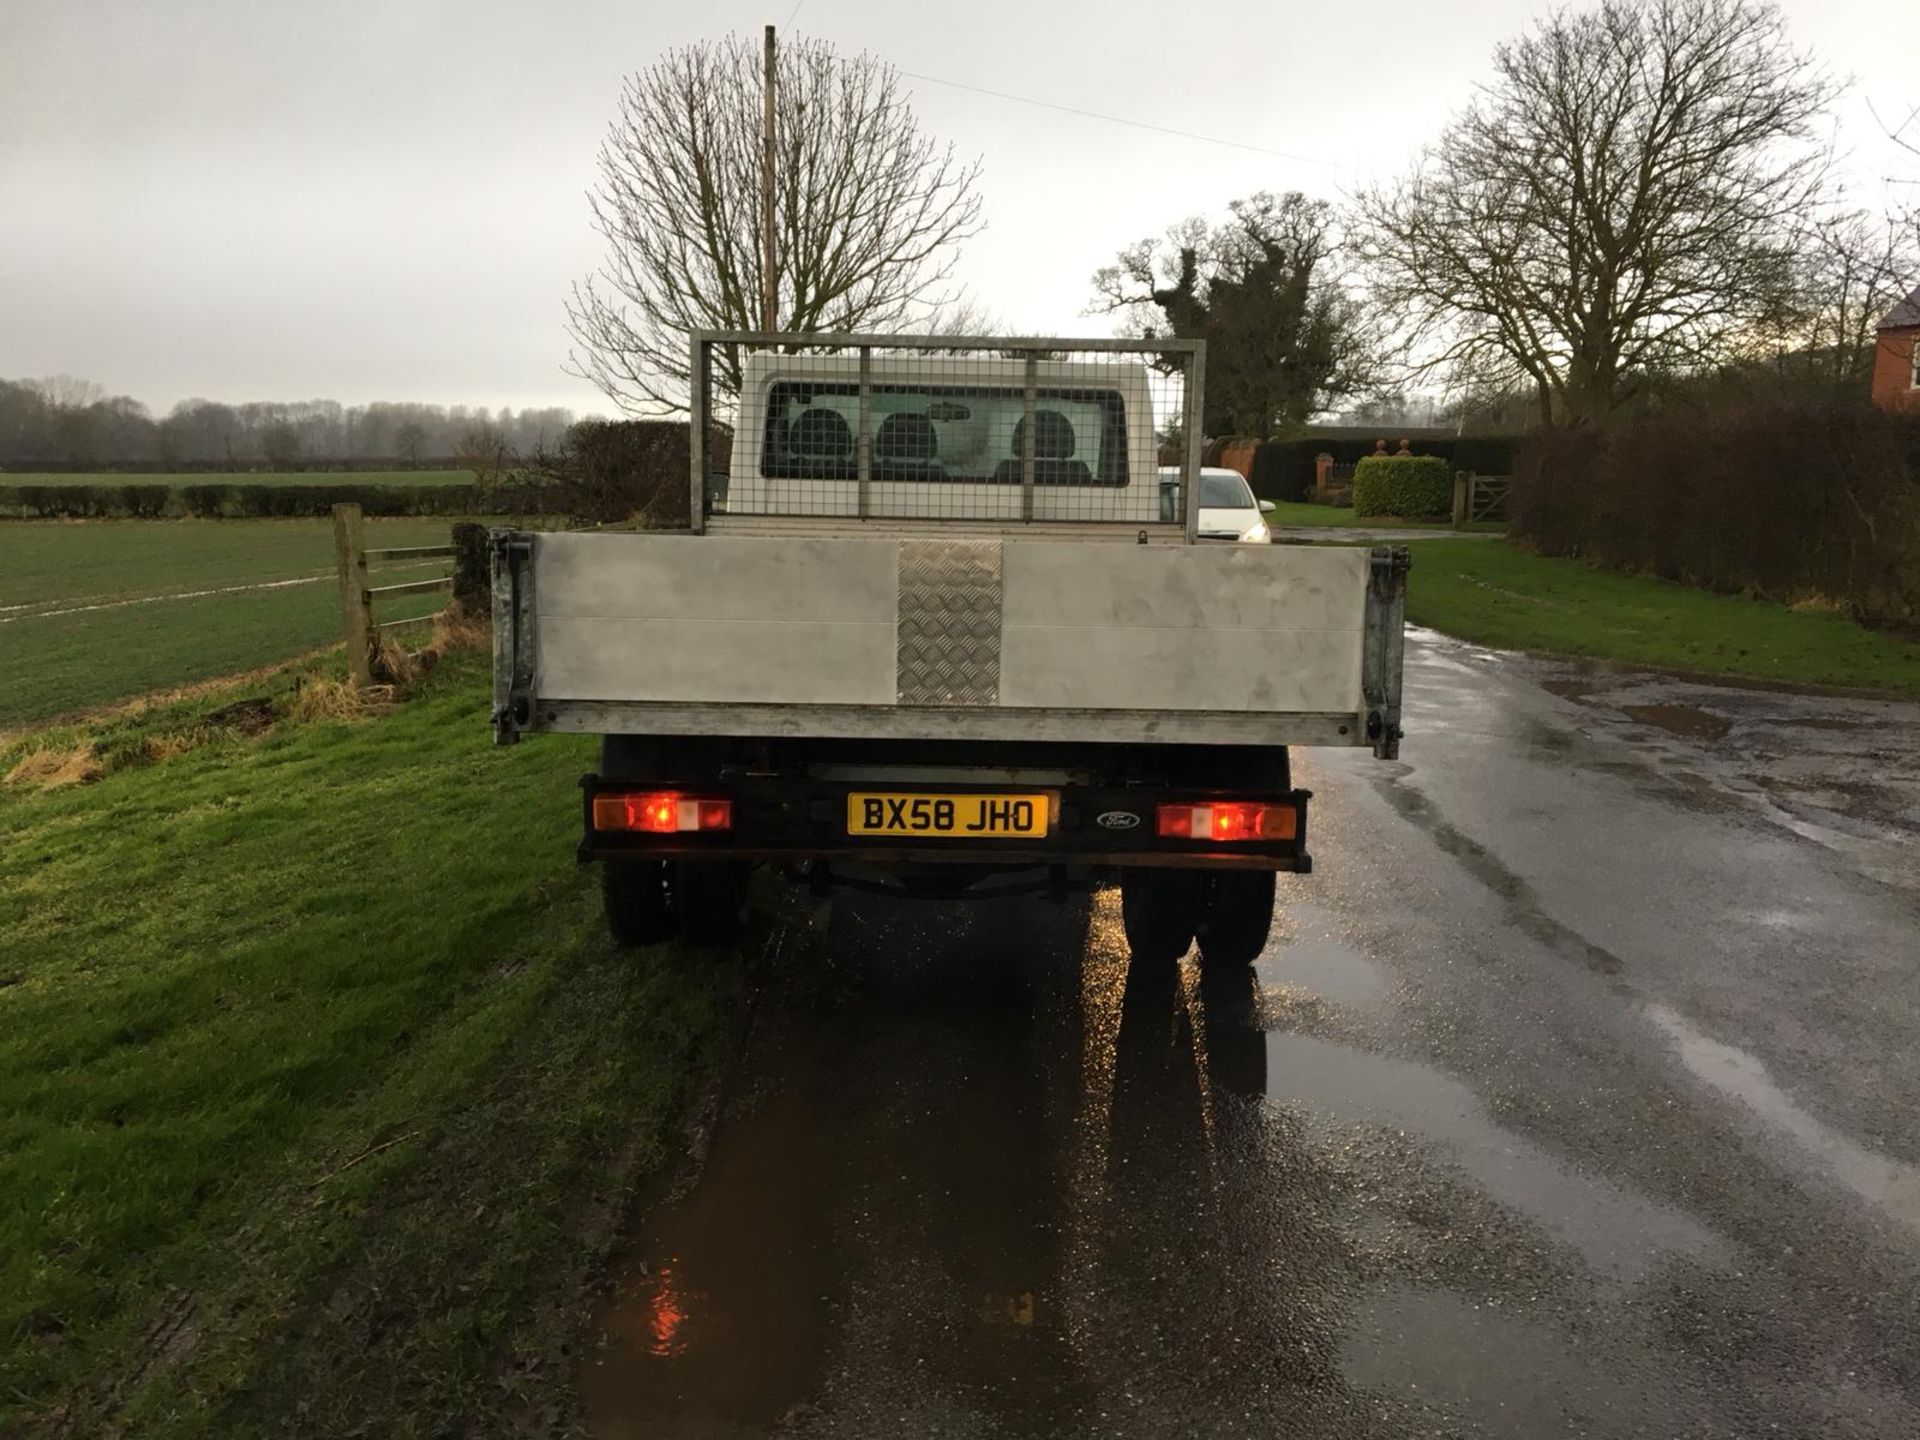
761, 23, 778, 334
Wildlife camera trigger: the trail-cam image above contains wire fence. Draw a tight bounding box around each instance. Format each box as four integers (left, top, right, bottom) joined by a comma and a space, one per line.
690, 332, 1204, 535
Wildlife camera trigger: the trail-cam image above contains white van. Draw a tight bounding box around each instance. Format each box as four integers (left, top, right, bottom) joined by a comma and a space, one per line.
726, 352, 1160, 523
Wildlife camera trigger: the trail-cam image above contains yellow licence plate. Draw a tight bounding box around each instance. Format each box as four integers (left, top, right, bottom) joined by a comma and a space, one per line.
846, 792, 1049, 839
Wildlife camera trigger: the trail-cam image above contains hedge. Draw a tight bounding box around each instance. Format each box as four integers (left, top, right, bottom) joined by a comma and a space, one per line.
0, 482, 546, 520
0, 420, 710, 522
1249, 441, 1317, 501
1513, 405, 1920, 628
537, 419, 694, 527
1243, 434, 1520, 502
1352, 455, 1452, 518
5, 457, 467, 474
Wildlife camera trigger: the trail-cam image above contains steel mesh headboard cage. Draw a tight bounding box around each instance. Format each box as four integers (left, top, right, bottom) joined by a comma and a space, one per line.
689, 332, 1206, 539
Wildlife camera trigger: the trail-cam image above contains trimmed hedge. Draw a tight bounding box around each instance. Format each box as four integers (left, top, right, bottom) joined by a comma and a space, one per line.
0, 482, 545, 520
1513, 406, 1920, 628
1246, 434, 1520, 502
1352, 455, 1452, 518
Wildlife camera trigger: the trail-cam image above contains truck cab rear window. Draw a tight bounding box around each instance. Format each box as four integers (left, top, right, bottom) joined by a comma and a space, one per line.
760, 382, 1129, 487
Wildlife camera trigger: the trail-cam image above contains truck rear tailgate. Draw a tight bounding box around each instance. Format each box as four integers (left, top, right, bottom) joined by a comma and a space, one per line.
491, 531, 1406, 754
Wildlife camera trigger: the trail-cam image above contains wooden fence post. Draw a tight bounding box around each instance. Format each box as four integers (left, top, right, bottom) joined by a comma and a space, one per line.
1452, 471, 1471, 529
450, 522, 488, 619
332, 503, 374, 688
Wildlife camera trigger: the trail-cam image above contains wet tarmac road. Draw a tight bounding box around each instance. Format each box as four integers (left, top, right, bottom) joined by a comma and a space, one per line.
581, 631, 1920, 1438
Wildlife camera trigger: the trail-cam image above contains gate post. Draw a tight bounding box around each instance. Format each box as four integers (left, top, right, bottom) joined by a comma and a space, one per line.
331, 503, 374, 687
450, 521, 489, 619
1452, 471, 1471, 529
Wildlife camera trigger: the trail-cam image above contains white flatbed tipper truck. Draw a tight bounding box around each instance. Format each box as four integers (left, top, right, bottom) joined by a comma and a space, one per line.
490, 332, 1407, 968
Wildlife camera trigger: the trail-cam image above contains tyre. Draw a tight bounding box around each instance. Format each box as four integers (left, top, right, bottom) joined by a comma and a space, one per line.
1119, 869, 1205, 964
676, 860, 749, 948
602, 858, 676, 947
1195, 870, 1276, 971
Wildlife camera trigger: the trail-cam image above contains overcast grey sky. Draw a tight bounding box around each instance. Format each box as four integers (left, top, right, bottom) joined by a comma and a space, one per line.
2, 0, 1914, 416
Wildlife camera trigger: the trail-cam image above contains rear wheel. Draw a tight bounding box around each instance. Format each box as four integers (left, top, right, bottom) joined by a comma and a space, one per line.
1195, 870, 1276, 971
1119, 869, 1205, 964
602, 859, 676, 947
599, 737, 750, 949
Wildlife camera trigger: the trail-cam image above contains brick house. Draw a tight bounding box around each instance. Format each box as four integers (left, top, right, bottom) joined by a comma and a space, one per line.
1872, 283, 1920, 413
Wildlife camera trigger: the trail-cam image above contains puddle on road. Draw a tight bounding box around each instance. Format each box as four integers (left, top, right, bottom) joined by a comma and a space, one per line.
581, 1074, 841, 1435
1258, 935, 1389, 1008
1620, 703, 1733, 743
1340, 1288, 1680, 1434
1647, 1004, 1920, 1235
1266, 1032, 1719, 1280
1540, 677, 1600, 703
580, 893, 1108, 1438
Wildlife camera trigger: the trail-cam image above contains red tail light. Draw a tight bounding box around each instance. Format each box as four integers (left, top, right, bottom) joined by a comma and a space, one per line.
1156, 802, 1295, 842
592, 792, 733, 834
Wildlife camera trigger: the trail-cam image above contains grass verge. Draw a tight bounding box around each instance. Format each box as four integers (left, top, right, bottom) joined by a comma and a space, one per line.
1, 649, 740, 1436
1264, 500, 1354, 528
1404, 539, 1920, 696
1266, 500, 1503, 531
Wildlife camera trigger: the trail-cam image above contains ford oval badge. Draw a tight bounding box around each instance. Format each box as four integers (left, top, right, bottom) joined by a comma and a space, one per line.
1096, 810, 1142, 831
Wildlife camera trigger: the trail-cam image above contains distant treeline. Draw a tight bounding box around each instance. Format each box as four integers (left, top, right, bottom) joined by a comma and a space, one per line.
0, 375, 593, 470
6, 458, 472, 475
2, 419, 706, 528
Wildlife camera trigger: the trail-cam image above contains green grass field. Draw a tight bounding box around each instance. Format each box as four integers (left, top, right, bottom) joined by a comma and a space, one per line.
1266, 499, 1504, 531
0, 519, 458, 728
1264, 500, 1355, 528
0, 470, 473, 489
0, 652, 737, 1435
1403, 539, 1920, 696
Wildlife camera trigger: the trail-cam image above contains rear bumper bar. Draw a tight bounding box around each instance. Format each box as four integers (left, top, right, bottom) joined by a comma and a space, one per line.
576, 773, 1312, 873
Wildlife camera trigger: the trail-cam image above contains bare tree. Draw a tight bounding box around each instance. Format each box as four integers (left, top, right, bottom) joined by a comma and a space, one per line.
1772, 211, 1920, 386
456, 419, 513, 495
395, 420, 427, 466
1092, 192, 1375, 436
28, 375, 106, 410
1869, 97, 1920, 244
1355, 0, 1835, 427
566, 33, 984, 414
260, 421, 301, 471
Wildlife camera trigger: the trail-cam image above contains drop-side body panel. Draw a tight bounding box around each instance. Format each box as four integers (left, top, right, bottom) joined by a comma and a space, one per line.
492, 530, 1405, 755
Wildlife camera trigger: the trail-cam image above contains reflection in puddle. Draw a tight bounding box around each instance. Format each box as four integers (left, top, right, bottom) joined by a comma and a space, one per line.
1648, 1004, 1920, 1234
643, 1263, 691, 1358
1266, 1032, 1719, 1279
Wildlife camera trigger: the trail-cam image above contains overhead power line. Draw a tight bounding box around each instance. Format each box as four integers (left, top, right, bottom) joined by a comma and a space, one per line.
891, 67, 1359, 174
